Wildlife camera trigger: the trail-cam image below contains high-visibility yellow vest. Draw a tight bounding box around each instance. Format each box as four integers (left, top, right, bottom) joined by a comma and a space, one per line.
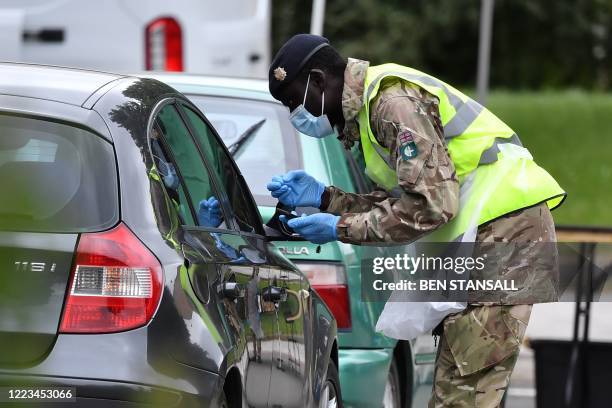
358, 64, 566, 241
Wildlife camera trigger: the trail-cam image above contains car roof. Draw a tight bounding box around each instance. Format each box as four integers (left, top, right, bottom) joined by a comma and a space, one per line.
0, 62, 125, 106
137, 72, 278, 103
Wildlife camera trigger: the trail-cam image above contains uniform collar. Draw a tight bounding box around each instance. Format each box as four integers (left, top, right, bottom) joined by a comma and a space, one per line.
340, 58, 369, 147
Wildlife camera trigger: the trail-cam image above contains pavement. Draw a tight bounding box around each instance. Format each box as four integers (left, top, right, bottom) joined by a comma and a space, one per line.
506, 347, 536, 408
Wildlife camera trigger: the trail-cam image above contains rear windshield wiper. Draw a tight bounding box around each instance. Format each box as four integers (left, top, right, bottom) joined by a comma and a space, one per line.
227, 119, 266, 157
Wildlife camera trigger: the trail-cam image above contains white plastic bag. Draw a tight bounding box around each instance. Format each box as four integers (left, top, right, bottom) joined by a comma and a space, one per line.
375, 300, 465, 340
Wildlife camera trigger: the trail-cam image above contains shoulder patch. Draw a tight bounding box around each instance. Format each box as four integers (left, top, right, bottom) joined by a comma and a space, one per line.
398, 130, 414, 144
398, 130, 418, 160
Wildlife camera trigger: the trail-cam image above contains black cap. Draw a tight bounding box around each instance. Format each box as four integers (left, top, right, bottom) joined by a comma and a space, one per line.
268, 34, 330, 99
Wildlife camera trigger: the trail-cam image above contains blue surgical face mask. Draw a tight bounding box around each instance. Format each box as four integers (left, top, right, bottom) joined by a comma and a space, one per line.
289, 74, 335, 139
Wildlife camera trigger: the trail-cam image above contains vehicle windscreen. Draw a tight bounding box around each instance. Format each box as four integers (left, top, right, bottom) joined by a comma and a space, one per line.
186, 95, 302, 206
0, 114, 118, 232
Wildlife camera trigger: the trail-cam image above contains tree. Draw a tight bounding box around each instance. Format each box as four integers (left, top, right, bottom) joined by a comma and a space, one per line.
271, 0, 612, 90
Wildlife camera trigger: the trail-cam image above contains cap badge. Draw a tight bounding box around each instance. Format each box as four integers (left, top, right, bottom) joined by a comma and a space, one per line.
274, 67, 287, 81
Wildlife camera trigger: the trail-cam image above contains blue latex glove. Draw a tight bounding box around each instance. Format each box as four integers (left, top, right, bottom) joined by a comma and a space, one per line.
198, 197, 222, 228
158, 160, 179, 190
283, 213, 340, 244
266, 170, 325, 208
211, 233, 246, 264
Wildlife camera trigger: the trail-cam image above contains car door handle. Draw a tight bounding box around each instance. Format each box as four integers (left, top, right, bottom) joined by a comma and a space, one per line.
218, 282, 245, 300
261, 286, 287, 303
23, 28, 65, 43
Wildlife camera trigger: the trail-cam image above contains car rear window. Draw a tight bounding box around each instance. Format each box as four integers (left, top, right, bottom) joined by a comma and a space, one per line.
185, 95, 302, 206
0, 114, 118, 232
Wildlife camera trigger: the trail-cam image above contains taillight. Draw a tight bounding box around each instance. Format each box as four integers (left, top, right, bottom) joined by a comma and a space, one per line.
145, 17, 183, 71
297, 262, 351, 330
59, 223, 163, 334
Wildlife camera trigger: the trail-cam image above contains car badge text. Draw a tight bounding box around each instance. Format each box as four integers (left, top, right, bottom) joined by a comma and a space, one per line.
14, 261, 56, 273
278, 246, 310, 256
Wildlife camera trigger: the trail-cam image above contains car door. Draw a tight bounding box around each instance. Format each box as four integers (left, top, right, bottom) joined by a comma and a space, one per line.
149, 101, 277, 407
270, 264, 312, 406
179, 102, 314, 407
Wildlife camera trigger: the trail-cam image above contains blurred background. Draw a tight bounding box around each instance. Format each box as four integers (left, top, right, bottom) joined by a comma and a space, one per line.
272, 0, 612, 228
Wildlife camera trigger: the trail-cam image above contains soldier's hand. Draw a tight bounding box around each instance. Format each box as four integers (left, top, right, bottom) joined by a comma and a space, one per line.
266, 170, 325, 208
285, 213, 339, 244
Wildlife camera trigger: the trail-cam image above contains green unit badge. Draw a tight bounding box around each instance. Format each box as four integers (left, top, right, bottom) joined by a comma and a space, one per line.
398, 130, 418, 161
400, 141, 418, 160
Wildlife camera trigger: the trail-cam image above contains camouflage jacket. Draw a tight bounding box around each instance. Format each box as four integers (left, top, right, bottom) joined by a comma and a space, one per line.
322, 58, 459, 244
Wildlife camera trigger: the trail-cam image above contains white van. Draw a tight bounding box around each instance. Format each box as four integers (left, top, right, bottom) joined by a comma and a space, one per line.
0, 0, 270, 78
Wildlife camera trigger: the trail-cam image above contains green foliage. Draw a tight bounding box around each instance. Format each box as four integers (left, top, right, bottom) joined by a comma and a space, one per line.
488, 90, 612, 226
272, 0, 612, 90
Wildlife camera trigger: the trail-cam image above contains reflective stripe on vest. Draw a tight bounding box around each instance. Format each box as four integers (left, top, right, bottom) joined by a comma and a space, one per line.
362, 65, 520, 181
366, 71, 486, 140
479, 134, 522, 165
373, 132, 524, 170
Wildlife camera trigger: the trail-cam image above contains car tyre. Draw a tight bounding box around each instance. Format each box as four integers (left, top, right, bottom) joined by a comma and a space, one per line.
219, 393, 229, 408
321, 360, 343, 408
383, 358, 402, 408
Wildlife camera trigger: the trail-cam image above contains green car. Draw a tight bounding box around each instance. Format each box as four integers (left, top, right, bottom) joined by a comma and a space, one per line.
146, 73, 436, 408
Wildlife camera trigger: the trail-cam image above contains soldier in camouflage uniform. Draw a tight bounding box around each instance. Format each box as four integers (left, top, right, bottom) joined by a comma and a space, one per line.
266, 34, 559, 407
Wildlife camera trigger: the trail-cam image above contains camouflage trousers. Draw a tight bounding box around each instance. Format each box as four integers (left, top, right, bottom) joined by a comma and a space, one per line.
428, 304, 532, 407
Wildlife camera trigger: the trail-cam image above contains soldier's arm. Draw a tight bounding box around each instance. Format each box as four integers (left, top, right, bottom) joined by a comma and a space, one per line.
336, 84, 460, 244
320, 185, 390, 215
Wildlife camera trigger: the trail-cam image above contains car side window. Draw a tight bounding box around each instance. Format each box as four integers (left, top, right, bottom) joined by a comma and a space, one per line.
150, 126, 195, 226
154, 104, 228, 229
182, 105, 263, 235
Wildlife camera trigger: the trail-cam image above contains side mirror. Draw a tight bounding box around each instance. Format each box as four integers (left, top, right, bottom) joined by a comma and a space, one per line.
263, 224, 306, 242
263, 202, 306, 242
